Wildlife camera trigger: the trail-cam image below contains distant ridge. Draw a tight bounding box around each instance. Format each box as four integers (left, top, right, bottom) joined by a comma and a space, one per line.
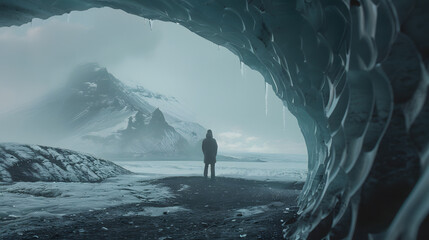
0, 143, 130, 182
0, 63, 206, 158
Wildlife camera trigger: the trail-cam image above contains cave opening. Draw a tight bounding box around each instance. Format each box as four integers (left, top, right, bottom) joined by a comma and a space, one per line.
0, 6, 309, 240
0, 7, 308, 177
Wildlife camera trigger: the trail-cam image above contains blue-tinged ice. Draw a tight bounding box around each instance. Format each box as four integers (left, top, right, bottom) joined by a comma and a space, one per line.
265, 82, 268, 117
149, 19, 153, 31
283, 106, 286, 130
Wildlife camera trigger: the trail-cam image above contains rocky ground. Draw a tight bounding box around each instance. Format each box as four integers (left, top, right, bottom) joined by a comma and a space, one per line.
2, 177, 303, 240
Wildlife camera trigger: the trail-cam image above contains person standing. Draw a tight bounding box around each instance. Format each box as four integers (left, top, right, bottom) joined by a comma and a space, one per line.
202, 129, 218, 179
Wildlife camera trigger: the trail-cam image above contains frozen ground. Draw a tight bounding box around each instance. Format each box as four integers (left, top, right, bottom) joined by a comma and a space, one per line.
1, 177, 303, 239
115, 158, 307, 183
0, 153, 307, 239
0, 175, 173, 236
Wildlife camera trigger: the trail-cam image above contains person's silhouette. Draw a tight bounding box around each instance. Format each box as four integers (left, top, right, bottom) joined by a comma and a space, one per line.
202, 129, 218, 179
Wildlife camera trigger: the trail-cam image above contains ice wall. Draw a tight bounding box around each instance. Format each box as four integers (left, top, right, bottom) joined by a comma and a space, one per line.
1, 0, 428, 239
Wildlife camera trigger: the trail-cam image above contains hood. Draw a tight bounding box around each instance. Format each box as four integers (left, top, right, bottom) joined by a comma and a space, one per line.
206, 130, 213, 138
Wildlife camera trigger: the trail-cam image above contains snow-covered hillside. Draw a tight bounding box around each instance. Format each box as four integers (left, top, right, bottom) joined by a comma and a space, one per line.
0, 143, 130, 182
0, 63, 206, 157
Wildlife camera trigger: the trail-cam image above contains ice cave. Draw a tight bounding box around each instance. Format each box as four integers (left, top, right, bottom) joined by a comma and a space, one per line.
1, 0, 429, 239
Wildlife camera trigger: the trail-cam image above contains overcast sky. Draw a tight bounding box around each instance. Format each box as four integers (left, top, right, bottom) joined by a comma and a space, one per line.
0, 7, 306, 155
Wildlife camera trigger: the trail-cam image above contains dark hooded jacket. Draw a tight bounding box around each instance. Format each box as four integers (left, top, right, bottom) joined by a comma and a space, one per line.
202, 131, 218, 164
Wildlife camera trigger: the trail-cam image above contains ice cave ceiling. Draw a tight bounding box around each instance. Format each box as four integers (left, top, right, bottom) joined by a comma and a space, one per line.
1, 0, 429, 239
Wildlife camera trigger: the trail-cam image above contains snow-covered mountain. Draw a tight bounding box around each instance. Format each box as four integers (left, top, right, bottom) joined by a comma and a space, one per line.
0, 143, 130, 182
84, 108, 190, 156
0, 63, 206, 158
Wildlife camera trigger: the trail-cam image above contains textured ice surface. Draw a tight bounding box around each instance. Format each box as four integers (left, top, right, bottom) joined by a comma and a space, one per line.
0, 143, 130, 182
1, 0, 429, 239
235, 205, 270, 217
0, 175, 174, 236
123, 206, 189, 217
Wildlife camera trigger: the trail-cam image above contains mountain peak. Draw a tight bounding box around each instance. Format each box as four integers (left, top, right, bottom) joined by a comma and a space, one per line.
150, 108, 167, 125
146, 107, 175, 134
76, 62, 105, 73
67, 63, 114, 87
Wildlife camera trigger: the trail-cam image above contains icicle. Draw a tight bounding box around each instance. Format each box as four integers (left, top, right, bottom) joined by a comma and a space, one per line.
67, 13, 70, 23
149, 19, 153, 31
247, 39, 255, 54
265, 82, 269, 116
240, 61, 245, 77
187, 10, 192, 21
271, 33, 274, 42
283, 106, 286, 130
217, 45, 220, 51
245, 0, 249, 11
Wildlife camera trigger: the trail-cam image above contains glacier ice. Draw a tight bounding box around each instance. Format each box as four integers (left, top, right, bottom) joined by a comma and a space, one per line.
0, 143, 130, 182
265, 82, 268, 117
283, 105, 286, 130
149, 19, 153, 31
0, 0, 429, 239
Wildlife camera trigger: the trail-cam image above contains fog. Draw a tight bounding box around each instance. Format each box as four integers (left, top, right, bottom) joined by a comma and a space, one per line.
0, 7, 306, 155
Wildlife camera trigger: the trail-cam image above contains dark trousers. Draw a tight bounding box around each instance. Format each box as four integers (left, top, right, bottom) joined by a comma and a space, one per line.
204, 163, 215, 179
